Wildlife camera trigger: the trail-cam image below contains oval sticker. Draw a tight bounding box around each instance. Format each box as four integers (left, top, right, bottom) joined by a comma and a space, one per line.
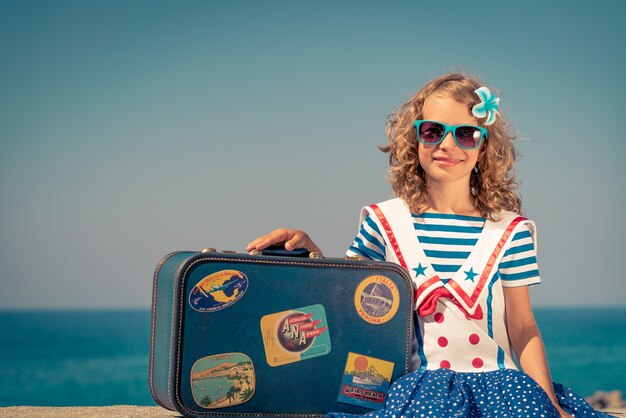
354, 275, 400, 325
189, 270, 249, 312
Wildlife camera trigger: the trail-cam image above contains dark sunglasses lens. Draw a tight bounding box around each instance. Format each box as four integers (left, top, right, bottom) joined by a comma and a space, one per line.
455, 126, 482, 149
418, 122, 445, 143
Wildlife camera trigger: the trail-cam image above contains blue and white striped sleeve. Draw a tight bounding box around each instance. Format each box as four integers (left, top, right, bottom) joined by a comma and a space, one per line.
499, 223, 541, 287
345, 215, 387, 261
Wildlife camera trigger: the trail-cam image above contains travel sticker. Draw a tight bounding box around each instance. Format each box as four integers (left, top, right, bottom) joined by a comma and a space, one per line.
260, 304, 331, 367
189, 270, 249, 312
354, 275, 400, 324
191, 352, 255, 409
337, 352, 394, 410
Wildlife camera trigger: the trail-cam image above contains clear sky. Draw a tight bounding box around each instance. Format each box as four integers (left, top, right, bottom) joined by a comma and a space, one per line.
1, 0, 624, 309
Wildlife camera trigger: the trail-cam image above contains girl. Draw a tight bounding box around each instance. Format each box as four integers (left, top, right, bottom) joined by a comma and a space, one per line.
247, 73, 609, 417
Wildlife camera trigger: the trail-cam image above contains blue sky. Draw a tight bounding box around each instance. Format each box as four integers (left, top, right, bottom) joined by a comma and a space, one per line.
1, 0, 624, 309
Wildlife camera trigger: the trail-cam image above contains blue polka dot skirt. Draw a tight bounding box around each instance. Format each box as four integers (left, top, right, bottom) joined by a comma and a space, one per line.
327, 368, 612, 418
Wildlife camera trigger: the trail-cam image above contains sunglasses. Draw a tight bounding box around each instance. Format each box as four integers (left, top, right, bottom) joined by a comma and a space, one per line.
413, 120, 488, 150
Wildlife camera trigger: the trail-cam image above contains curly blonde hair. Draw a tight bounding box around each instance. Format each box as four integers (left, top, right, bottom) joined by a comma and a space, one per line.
381, 73, 522, 220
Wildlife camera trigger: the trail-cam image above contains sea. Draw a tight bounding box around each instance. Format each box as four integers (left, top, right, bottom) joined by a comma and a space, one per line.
0, 308, 625, 407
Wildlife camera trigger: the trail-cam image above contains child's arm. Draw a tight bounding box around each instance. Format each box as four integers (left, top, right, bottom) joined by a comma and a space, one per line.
503, 286, 573, 418
246, 228, 323, 256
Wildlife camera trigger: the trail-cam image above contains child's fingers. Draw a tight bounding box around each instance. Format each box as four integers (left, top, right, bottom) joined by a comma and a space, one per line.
284, 231, 308, 251
246, 236, 272, 251
247, 229, 323, 256
246, 229, 292, 251
285, 232, 323, 255
261, 229, 290, 249
246, 236, 267, 251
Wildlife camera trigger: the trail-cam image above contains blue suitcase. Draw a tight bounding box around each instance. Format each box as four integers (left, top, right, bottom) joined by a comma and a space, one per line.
149, 248, 414, 417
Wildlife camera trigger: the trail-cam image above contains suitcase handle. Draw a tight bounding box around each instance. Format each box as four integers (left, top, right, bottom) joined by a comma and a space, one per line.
249, 245, 322, 259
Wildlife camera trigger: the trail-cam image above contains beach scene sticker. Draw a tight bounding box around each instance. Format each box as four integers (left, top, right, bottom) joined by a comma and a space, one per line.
190, 352, 255, 409
260, 304, 331, 367
354, 275, 400, 325
337, 352, 394, 410
189, 270, 248, 312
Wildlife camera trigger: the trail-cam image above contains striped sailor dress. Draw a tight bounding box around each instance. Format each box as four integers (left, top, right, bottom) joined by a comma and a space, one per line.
327, 198, 610, 418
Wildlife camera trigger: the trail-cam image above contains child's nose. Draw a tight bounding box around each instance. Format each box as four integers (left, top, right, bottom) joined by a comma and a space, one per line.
439, 131, 457, 149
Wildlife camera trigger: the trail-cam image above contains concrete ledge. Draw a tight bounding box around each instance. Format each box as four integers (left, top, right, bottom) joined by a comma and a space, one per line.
0, 406, 180, 418
0, 406, 625, 417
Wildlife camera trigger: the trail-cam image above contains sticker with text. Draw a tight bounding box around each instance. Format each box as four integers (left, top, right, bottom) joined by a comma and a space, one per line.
189, 270, 249, 312
191, 352, 255, 409
354, 275, 400, 325
337, 352, 394, 410
260, 304, 331, 367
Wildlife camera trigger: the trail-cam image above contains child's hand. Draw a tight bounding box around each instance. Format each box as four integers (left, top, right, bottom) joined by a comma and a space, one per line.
246, 228, 323, 256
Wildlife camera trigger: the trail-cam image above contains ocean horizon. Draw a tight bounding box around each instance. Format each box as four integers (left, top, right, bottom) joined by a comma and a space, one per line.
1, 307, 624, 407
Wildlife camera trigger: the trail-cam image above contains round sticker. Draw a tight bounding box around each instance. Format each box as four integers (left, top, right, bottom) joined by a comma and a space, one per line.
354, 275, 400, 324
189, 270, 249, 312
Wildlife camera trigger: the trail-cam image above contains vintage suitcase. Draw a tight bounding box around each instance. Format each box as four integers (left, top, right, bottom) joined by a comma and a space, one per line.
149, 247, 414, 417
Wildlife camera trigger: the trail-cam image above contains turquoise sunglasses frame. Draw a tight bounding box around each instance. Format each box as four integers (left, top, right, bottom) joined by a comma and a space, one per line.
413, 120, 488, 150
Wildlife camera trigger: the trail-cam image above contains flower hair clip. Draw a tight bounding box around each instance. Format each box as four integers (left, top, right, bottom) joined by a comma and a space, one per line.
472, 87, 500, 126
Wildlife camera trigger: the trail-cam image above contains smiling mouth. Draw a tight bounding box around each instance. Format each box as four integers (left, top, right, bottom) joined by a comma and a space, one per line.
433, 157, 463, 164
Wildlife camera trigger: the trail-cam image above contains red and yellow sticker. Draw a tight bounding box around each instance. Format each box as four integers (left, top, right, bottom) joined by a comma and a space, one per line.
260, 304, 331, 367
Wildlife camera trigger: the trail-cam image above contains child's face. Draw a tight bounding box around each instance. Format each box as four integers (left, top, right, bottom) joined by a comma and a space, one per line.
418, 95, 481, 189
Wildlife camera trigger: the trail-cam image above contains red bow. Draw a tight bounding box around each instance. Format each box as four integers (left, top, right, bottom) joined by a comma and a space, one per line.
417, 287, 483, 320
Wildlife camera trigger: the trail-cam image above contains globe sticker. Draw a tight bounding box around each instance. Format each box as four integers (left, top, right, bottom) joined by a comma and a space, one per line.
189, 270, 249, 312
354, 275, 400, 325
260, 304, 331, 367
